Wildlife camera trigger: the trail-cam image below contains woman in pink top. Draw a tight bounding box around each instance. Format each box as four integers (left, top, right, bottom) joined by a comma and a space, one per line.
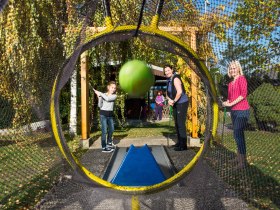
222, 60, 250, 169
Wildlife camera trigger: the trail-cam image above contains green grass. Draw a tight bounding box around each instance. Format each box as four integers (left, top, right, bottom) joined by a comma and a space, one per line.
210, 129, 280, 209
88, 120, 176, 141
0, 132, 64, 209
213, 110, 280, 209
223, 131, 280, 182
217, 110, 280, 182
115, 120, 175, 138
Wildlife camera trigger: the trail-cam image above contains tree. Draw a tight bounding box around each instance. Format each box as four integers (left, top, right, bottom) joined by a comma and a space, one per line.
0, 0, 66, 127
221, 0, 279, 74
63, 0, 84, 136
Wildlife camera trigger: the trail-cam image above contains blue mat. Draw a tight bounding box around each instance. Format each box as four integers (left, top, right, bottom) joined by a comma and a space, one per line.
111, 144, 166, 186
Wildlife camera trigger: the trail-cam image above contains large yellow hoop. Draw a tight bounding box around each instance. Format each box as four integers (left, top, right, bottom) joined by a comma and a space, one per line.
50, 25, 219, 194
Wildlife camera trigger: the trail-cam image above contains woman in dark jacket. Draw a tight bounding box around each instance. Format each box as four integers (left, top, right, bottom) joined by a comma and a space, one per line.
164, 65, 189, 151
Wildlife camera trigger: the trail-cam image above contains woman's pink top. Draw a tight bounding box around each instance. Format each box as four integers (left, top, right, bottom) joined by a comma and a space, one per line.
228, 75, 250, 110
155, 95, 164, 105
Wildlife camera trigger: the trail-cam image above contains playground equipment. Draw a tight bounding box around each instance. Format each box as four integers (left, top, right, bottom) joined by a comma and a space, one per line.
109, 145, 167, 186
50, 0, 218, 193
1, 0, 279, 209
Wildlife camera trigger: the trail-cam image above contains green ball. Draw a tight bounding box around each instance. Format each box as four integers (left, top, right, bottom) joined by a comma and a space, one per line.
119, 60, 155, 97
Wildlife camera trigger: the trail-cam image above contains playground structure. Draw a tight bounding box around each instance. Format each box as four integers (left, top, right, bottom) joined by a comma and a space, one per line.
0, 0, 279, 209
50, 0, 218, 193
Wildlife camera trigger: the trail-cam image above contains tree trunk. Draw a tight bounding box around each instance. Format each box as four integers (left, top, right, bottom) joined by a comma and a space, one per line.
69, 69, 77, 136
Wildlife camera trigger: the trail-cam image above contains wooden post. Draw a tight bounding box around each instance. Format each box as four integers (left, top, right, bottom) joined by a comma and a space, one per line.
80, 51, 90, 148
190, 29, 199, 138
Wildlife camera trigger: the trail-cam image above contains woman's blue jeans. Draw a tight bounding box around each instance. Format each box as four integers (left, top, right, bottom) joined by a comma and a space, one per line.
155, 105, 163, 120
231, 110, 250, 155
100, 115, 114, 148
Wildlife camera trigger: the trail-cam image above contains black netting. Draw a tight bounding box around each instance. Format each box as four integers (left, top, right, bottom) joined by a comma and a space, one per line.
0, 0, 279, 209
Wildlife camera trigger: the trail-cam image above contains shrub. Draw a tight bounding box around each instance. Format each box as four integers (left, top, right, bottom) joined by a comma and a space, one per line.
248, 83, 280, 131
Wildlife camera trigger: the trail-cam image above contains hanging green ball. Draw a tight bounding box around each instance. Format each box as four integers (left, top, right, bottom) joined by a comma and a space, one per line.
119, 60, 155, 97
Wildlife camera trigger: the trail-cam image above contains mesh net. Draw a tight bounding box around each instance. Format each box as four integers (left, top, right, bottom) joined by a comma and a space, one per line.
0, 0, 279, 209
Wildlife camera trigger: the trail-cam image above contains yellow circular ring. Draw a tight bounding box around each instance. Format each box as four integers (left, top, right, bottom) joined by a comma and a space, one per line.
50, 25, 219, 194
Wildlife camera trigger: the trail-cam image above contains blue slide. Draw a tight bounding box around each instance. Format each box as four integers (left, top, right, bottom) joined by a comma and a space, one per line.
111, 144, 166, 186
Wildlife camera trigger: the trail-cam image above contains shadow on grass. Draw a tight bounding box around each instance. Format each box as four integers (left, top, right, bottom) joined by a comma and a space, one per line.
124, 120, 174, 129
1, 163, 64, 210
205, 142, 280, 209
112, 134, 129, 144
0, 139, 17, 147
161, 132, 176, 140
35, 136, 57, 148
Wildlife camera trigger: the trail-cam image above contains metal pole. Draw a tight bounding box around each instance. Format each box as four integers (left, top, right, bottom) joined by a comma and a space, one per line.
221, 107, 226, 144
167, 105, 173, 147
205, 0, 210, 68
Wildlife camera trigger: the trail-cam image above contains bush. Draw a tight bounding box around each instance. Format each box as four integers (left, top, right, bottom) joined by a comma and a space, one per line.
248, 83, 280, 131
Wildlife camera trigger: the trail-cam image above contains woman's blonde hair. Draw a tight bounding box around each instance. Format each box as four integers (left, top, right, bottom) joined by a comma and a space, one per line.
227, 60, 243, 77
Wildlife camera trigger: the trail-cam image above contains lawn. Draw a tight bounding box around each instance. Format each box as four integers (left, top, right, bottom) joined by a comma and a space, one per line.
91, 120, 175, 136
208, 112, 280, 209
0, 132, 64, 209
111, 120, 175, 138
222, 131, 280, 182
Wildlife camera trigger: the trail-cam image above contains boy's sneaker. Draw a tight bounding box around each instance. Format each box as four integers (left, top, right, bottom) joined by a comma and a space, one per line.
102, 147, 114, 153
107, 142, 116, 149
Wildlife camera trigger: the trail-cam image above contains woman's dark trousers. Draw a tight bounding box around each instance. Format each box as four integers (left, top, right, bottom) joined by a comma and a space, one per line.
173, 102, 188, 148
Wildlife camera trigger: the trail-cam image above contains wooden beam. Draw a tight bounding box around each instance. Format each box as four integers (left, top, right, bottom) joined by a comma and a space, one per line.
190, 29, 199, 138
81, 51, 90, 140
159, 26, 199, 32
82, 25, 199, 34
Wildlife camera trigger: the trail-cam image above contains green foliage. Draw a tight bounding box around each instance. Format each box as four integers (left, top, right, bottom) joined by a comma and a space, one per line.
221, 0, 279, 73
0, 0, 66, 127
248, 83, 280, 130
59, 83, 71, 125
234, 0, 278, 41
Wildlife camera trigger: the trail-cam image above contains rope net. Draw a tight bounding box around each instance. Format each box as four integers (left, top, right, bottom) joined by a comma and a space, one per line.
0, 0, 279, 209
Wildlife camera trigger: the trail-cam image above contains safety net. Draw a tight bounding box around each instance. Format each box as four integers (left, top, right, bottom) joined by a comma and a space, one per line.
0, 0, 279, 209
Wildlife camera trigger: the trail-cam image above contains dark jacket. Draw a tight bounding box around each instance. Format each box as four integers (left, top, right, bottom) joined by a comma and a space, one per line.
167, 74, 186, 100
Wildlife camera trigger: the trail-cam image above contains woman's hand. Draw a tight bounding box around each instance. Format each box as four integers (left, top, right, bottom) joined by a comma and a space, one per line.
168, 99, 175, 106
222, 100, 231, 107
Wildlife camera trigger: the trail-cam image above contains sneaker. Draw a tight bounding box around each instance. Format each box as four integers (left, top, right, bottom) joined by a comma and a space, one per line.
171, 143, 180, 148
107, 142, 116, 149
108, 145, 115, 151
102, 147, 114, 153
